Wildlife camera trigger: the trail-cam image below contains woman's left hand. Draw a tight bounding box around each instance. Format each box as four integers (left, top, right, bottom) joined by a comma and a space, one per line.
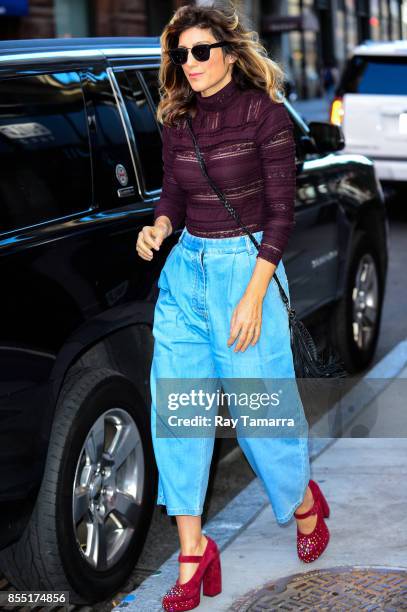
227, 291, 264, 352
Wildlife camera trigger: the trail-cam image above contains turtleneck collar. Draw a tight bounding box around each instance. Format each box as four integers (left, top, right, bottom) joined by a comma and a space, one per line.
195, 78, 239, 112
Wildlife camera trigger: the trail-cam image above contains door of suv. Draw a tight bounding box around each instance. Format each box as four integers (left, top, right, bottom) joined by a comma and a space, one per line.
0, 68, 94, 503
80, 65, 165, 304
107, 63, 180, 263
283, 104, 340, 319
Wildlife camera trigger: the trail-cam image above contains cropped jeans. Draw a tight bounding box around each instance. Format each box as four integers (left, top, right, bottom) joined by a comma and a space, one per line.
150, 226, 311, 524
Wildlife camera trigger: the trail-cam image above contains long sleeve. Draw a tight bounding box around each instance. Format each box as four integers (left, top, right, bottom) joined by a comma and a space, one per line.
255, 98, 297, 266
154, 123, 187, 232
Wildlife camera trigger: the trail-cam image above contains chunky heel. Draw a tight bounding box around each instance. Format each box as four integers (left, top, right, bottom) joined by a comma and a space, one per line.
202, 554, 222, 597
294, 479, 330, 563
162, 535, 222, 611
319, 489, 330, 518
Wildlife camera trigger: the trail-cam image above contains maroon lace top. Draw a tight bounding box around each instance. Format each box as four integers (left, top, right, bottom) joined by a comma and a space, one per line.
154, 78, 297, 266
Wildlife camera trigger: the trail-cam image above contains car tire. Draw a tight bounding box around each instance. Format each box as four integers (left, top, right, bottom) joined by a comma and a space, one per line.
329, 230, 384, 373
0, 367, 156, 604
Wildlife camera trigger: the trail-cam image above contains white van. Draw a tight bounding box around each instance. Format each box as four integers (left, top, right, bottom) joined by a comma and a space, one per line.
330, 40, 407, 189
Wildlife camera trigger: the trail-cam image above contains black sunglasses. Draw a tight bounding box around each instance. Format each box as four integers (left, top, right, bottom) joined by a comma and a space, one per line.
167, 41, 229, 66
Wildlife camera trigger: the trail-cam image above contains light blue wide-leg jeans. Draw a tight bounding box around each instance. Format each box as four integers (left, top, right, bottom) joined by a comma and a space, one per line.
150, 226, 311, 524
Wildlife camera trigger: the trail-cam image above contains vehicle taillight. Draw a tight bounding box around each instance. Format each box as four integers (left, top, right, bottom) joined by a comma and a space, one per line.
330, 97, 344, 126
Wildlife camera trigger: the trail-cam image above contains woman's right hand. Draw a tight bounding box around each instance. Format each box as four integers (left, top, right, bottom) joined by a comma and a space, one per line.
136, 221, 171, 261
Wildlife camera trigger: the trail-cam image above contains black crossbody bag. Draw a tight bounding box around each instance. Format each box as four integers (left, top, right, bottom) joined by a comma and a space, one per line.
185, 113, 348, 379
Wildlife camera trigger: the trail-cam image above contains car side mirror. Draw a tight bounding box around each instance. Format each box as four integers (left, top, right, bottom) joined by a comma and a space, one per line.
308, 121, 345, 153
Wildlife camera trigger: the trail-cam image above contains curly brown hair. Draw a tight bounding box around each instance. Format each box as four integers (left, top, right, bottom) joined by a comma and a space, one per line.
156, 2, 286, 127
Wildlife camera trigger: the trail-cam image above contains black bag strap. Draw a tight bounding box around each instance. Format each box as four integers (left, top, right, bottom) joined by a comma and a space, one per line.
185, 113, 294, 316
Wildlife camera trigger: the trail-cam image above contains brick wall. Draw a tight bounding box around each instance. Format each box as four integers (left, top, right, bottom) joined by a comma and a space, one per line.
0, 0, 192, 41
93, 0, 148, 36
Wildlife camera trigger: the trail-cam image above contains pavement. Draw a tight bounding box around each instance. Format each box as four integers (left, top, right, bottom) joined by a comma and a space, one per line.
114, 337, 407, 611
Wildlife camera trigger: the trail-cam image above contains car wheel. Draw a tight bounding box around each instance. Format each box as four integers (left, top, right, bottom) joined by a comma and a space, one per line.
0, 367, 156, 604
329, 230, 384, 373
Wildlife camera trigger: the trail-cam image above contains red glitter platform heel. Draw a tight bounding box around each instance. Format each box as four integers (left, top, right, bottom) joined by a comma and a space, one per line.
162, 535, 222, 611
294, 479, 330, 563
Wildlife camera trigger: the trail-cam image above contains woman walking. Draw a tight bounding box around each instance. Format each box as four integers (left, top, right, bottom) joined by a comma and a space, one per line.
136, 3, 330, 610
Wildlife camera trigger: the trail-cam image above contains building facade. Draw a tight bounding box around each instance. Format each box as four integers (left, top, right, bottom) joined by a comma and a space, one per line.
0, 0, 406, 99
261, 0, 407, 97
0, 0, 195, 38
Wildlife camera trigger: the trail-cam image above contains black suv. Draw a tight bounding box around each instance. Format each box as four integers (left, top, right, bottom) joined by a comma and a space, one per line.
0, 37, 388, 603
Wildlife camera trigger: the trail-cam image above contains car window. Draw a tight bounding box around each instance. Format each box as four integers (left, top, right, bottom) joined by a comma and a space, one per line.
0, 72, 92, 235
81, 68, 139, 208
338, 55, 407, 95
138, 69, 161, 108
114, 69, 163, 193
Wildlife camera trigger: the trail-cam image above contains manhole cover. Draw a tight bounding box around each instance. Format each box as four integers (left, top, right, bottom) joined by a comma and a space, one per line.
228, 566, 407, 611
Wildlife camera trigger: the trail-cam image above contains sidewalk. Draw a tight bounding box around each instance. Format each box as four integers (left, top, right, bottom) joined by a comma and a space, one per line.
118, 339, 407, 610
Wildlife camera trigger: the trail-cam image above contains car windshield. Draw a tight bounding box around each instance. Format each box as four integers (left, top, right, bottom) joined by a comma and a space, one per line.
337, 55, 407, 96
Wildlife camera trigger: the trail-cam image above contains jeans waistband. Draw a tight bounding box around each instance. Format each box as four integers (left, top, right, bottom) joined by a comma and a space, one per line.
178, 226, 263, 254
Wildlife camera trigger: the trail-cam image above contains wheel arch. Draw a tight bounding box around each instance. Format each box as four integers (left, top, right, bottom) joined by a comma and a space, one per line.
335, 197, 388, 306
50, 301, 155, 416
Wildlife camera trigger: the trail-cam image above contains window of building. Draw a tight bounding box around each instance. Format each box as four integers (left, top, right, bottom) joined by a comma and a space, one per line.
345, 0, 358, 53
390, 0, 401, 38
380, 0, 390, 38
54, 0, 90, 37
370, 0, 382, 40
0, 72, 92, 234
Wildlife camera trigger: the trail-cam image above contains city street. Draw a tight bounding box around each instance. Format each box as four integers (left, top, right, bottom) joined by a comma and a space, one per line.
113, 92, 407, 588
97, 88, 407, 606
111, 87, 405, 608
107, 184, 407, 610
0, 84, 405, 610
0, 1, 406, 606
